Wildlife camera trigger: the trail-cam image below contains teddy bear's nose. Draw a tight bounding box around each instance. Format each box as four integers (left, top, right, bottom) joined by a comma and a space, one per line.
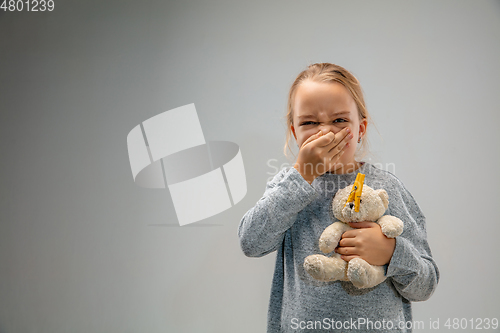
349, 202, 354, 209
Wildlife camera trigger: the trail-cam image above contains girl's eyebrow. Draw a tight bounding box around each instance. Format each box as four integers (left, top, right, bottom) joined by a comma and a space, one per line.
298, 111, 350, 119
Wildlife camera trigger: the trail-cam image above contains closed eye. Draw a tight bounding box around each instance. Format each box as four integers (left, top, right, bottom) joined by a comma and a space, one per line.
300, 119, 347, 126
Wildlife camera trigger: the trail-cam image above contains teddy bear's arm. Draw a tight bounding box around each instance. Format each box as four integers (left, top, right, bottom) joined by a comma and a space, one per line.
319, 222, 352, 254
377, 215, 404, 238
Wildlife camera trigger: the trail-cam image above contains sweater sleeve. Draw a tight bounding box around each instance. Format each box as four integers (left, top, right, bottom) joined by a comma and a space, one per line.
385, 179, 440, 302
238, 166, 320, 258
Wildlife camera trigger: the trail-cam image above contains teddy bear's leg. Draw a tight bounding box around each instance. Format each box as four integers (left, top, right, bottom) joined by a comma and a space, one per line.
347, 258, 386, 289
304, 253, 348, 282
377, 215, 404, 238
318, 222, 353, 254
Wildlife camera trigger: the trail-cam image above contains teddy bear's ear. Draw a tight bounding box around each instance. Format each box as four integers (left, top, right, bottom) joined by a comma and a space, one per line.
377, 189, 389, 210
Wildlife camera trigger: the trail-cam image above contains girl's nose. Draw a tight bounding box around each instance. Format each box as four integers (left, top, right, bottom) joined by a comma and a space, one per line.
320, 125, 336, 134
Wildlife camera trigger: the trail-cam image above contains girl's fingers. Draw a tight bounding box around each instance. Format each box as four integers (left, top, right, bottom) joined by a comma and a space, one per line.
338, 238, 356, 247
299, 127, 351, 173
317, 149, 343, 173
314, 131, 336, 147
301, 130, 326, 149
327, 128, 352, 152
326, 149, 344, 169
305, 127, 350, 150
327, 138, 349, 157
324, 131, 352, 167
339, 254, 360, 262
333, 127, 351, 142
339, 230, 358, 238
309, 129, 325, 142
335, 246, 358, 256
348, 221, 376, 228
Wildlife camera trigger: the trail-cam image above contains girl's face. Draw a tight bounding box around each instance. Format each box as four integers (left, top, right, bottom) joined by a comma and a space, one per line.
291, 80, 367, 172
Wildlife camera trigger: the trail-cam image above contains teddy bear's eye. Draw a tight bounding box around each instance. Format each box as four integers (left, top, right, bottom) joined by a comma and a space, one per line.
359, 199, 363, 203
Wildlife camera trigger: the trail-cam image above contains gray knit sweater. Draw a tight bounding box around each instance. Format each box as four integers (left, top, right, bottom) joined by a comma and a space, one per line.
238, 162, 439, 332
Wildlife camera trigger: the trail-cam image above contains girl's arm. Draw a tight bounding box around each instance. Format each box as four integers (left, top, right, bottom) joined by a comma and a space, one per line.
384, 181, 440, 302
238, 166, 319, 257
335, 179, 439, 301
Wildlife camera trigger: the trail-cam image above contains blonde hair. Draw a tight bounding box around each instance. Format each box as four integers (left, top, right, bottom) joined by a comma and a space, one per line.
283, 62, 372, 161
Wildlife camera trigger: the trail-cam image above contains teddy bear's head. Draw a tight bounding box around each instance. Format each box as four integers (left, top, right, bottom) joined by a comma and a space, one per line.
332, 184, 389, 223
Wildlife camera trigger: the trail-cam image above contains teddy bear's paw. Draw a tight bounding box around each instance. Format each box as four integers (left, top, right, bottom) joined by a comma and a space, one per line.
381, 228, 398, 238
318, 222, 347, 254
379, 216, 404, 238
304, 254, 347, 282
347, 258, 370, 288
318, 238, 338, 254
304, 255, 328, 281
348, 258, 386, 289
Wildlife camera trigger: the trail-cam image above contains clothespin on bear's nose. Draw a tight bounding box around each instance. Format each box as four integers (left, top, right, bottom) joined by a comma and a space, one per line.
344, 173, 365, 212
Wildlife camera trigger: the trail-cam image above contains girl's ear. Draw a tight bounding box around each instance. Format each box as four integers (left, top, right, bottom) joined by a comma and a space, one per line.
291, 125, 297, 141
358, 118, 368, 140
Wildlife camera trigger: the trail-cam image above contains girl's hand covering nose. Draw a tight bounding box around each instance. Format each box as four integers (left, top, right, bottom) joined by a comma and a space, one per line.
293, 127, 353, 183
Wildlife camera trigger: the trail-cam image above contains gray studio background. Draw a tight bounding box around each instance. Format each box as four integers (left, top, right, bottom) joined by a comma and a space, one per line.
1, 0, 499, 332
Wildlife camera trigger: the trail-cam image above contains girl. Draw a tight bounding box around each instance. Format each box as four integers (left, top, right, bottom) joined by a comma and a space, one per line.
238, 63, 439, 332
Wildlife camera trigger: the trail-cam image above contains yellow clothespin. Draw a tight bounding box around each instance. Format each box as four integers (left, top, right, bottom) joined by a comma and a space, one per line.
344, 173, 365, 212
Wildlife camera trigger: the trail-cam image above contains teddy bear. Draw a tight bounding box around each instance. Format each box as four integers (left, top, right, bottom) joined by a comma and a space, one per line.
303, 173, 404, 289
